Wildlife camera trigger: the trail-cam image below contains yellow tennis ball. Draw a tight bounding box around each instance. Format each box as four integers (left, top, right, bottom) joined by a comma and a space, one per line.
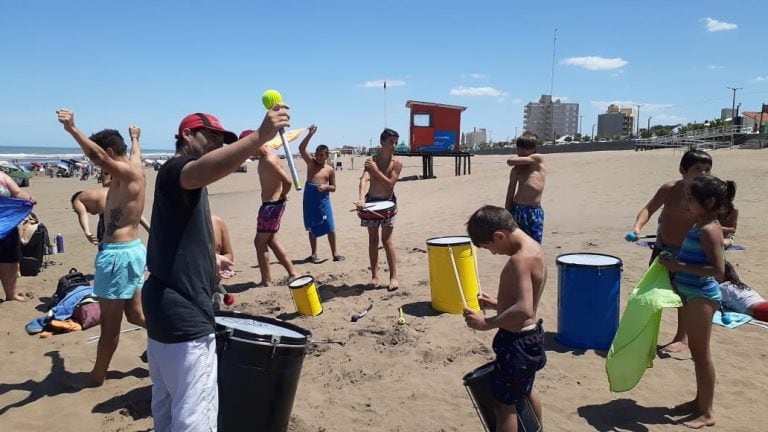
262, 89, 283, 109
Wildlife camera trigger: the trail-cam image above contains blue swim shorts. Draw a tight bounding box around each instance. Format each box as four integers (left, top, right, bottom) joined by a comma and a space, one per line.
492, 320, 547, 405
509, 203, 544, 244
94, 239, 146, 300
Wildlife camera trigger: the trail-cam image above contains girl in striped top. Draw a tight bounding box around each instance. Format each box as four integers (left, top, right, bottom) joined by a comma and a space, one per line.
659, 174, 735, 429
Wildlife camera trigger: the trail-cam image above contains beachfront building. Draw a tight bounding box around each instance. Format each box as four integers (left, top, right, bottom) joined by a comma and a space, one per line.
462, 128, 488, 147
597, 104, 635, 138
523, 95, 579, 142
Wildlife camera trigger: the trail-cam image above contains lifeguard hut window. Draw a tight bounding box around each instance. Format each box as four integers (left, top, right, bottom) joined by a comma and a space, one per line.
413, 113, 432, 127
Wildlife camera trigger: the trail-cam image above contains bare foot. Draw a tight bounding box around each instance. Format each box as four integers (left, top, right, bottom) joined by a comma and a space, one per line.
672, 400, 698, 413
6, 293, 29, 302
64, 371, 103, 389
256, 280, 272, 287
387, 277, 399, 292
682, 414, 716, 429
369, 277, 379, 287
660, 341, 688, 353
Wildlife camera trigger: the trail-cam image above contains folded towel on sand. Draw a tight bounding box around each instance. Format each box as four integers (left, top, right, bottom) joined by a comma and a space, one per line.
713, 310, 752, 328
302, 182, 335, 237
606, 259, 682, 392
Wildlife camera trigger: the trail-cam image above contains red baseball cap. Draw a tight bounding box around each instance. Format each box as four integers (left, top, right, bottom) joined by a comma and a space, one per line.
239, 129, 254, 139
176, 113, 238, 144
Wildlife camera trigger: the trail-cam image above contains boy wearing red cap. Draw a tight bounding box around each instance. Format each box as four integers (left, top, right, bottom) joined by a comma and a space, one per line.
142, 108, 289, 431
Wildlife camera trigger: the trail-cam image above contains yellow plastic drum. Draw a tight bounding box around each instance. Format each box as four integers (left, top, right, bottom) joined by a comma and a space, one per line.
289, 275, 323, 316
427, 236, 480, 314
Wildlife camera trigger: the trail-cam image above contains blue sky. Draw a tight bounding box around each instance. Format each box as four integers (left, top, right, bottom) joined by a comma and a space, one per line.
1, 0, 766, 150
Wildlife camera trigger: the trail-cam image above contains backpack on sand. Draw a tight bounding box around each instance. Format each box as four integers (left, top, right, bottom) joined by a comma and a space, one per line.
47, 268, 90, 310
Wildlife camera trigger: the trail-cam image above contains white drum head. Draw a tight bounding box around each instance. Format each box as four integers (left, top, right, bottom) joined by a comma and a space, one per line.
214, 316, 305, 339
427, 236, 471, 246
289, 276, 314, 288
365, 200, 395, 211
557, 253, 621, 267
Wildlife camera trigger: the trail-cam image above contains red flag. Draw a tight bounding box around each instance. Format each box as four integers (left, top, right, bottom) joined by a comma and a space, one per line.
384, 80, 387, 89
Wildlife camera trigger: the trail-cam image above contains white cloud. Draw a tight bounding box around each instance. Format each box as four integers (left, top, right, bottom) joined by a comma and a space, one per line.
460, 73, 487, 79
706, 65, 724, 70
753, 76, 768, 82
560, 56, 628, 70
590, 100, 673, 112
704, 17, 737, 32
358, 79, 405, 88
450, 86, 508, 97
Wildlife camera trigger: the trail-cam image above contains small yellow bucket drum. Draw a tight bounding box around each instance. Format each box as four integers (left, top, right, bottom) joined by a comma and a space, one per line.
288, 275, 323, 316
427, 236, 480, 314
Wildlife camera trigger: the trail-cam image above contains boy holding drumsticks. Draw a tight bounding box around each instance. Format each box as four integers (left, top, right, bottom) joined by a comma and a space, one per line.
357, 128, 402, 291
463, 205, 547, 432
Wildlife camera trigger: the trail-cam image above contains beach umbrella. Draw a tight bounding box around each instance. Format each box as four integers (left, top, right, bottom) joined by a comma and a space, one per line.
30, 161, 42, 167
0, 197, 33, 239
57, 162, 70, 170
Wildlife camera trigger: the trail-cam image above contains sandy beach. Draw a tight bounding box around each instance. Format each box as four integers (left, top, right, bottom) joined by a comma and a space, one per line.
1, 147, 766, 431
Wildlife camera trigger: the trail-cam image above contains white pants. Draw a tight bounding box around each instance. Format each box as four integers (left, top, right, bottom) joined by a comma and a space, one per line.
148, 334, 218, 432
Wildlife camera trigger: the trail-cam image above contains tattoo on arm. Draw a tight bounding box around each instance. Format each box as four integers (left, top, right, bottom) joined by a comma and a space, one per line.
106, 204, 124, 236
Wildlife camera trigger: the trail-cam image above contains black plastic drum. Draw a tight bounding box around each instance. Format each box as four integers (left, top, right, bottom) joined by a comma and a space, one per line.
462, 361, 542, 432
215, 311, 312, 432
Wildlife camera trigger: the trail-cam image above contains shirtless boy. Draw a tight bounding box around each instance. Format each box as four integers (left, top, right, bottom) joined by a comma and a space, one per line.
628, 149, 712, 353
463, 205, 547, 432
248, 130, 299, 286
357, 128, 403, 291
298, 125, 343, 263
58, 109, 147, 387
505, 132, 547, 243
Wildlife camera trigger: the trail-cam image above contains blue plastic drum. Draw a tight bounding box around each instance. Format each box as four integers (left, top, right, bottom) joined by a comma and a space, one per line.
556, 253, 622, 350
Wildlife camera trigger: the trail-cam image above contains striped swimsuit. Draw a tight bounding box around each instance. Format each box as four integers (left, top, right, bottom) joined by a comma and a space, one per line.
674, 225, 722, 303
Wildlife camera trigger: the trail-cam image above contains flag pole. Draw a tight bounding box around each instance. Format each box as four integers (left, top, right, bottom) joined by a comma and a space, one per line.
384, 79, 388, 128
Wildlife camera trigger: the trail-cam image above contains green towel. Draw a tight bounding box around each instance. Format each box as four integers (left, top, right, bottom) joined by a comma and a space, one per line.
606, 258, 682, 392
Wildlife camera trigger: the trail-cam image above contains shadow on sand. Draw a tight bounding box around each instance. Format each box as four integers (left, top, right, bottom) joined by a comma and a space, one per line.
0, 351, 147, 416
577, 398, 675, 431
543, 331, 608, 359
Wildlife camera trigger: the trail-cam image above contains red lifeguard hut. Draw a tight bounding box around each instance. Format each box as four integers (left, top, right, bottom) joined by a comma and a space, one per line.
398, 100, 472, 179
405, 100, 466, 152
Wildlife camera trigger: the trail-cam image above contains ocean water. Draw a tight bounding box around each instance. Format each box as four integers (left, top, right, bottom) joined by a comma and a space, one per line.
0, 145, 173, 163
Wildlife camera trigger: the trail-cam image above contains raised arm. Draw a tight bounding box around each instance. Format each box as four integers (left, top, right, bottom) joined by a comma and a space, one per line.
56, 109, 136, 181
180, 104, 290, 190
129, 125, 142, 166
1, 172, 35, 203
298, 125, 317, 165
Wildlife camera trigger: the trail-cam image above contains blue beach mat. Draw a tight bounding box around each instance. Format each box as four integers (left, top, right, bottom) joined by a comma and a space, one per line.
606, 258, 682, 392
302, 182, 335, 238
713, 310, 751, 329
0, 197, 33, 239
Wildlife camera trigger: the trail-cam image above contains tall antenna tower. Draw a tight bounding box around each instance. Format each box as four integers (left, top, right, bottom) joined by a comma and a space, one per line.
549, 28, 558, 142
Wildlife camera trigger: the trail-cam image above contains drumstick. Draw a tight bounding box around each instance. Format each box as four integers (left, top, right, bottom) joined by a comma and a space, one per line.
447, 245, 468, 309
262, 89, 302, 191
472, 245, 486, 316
